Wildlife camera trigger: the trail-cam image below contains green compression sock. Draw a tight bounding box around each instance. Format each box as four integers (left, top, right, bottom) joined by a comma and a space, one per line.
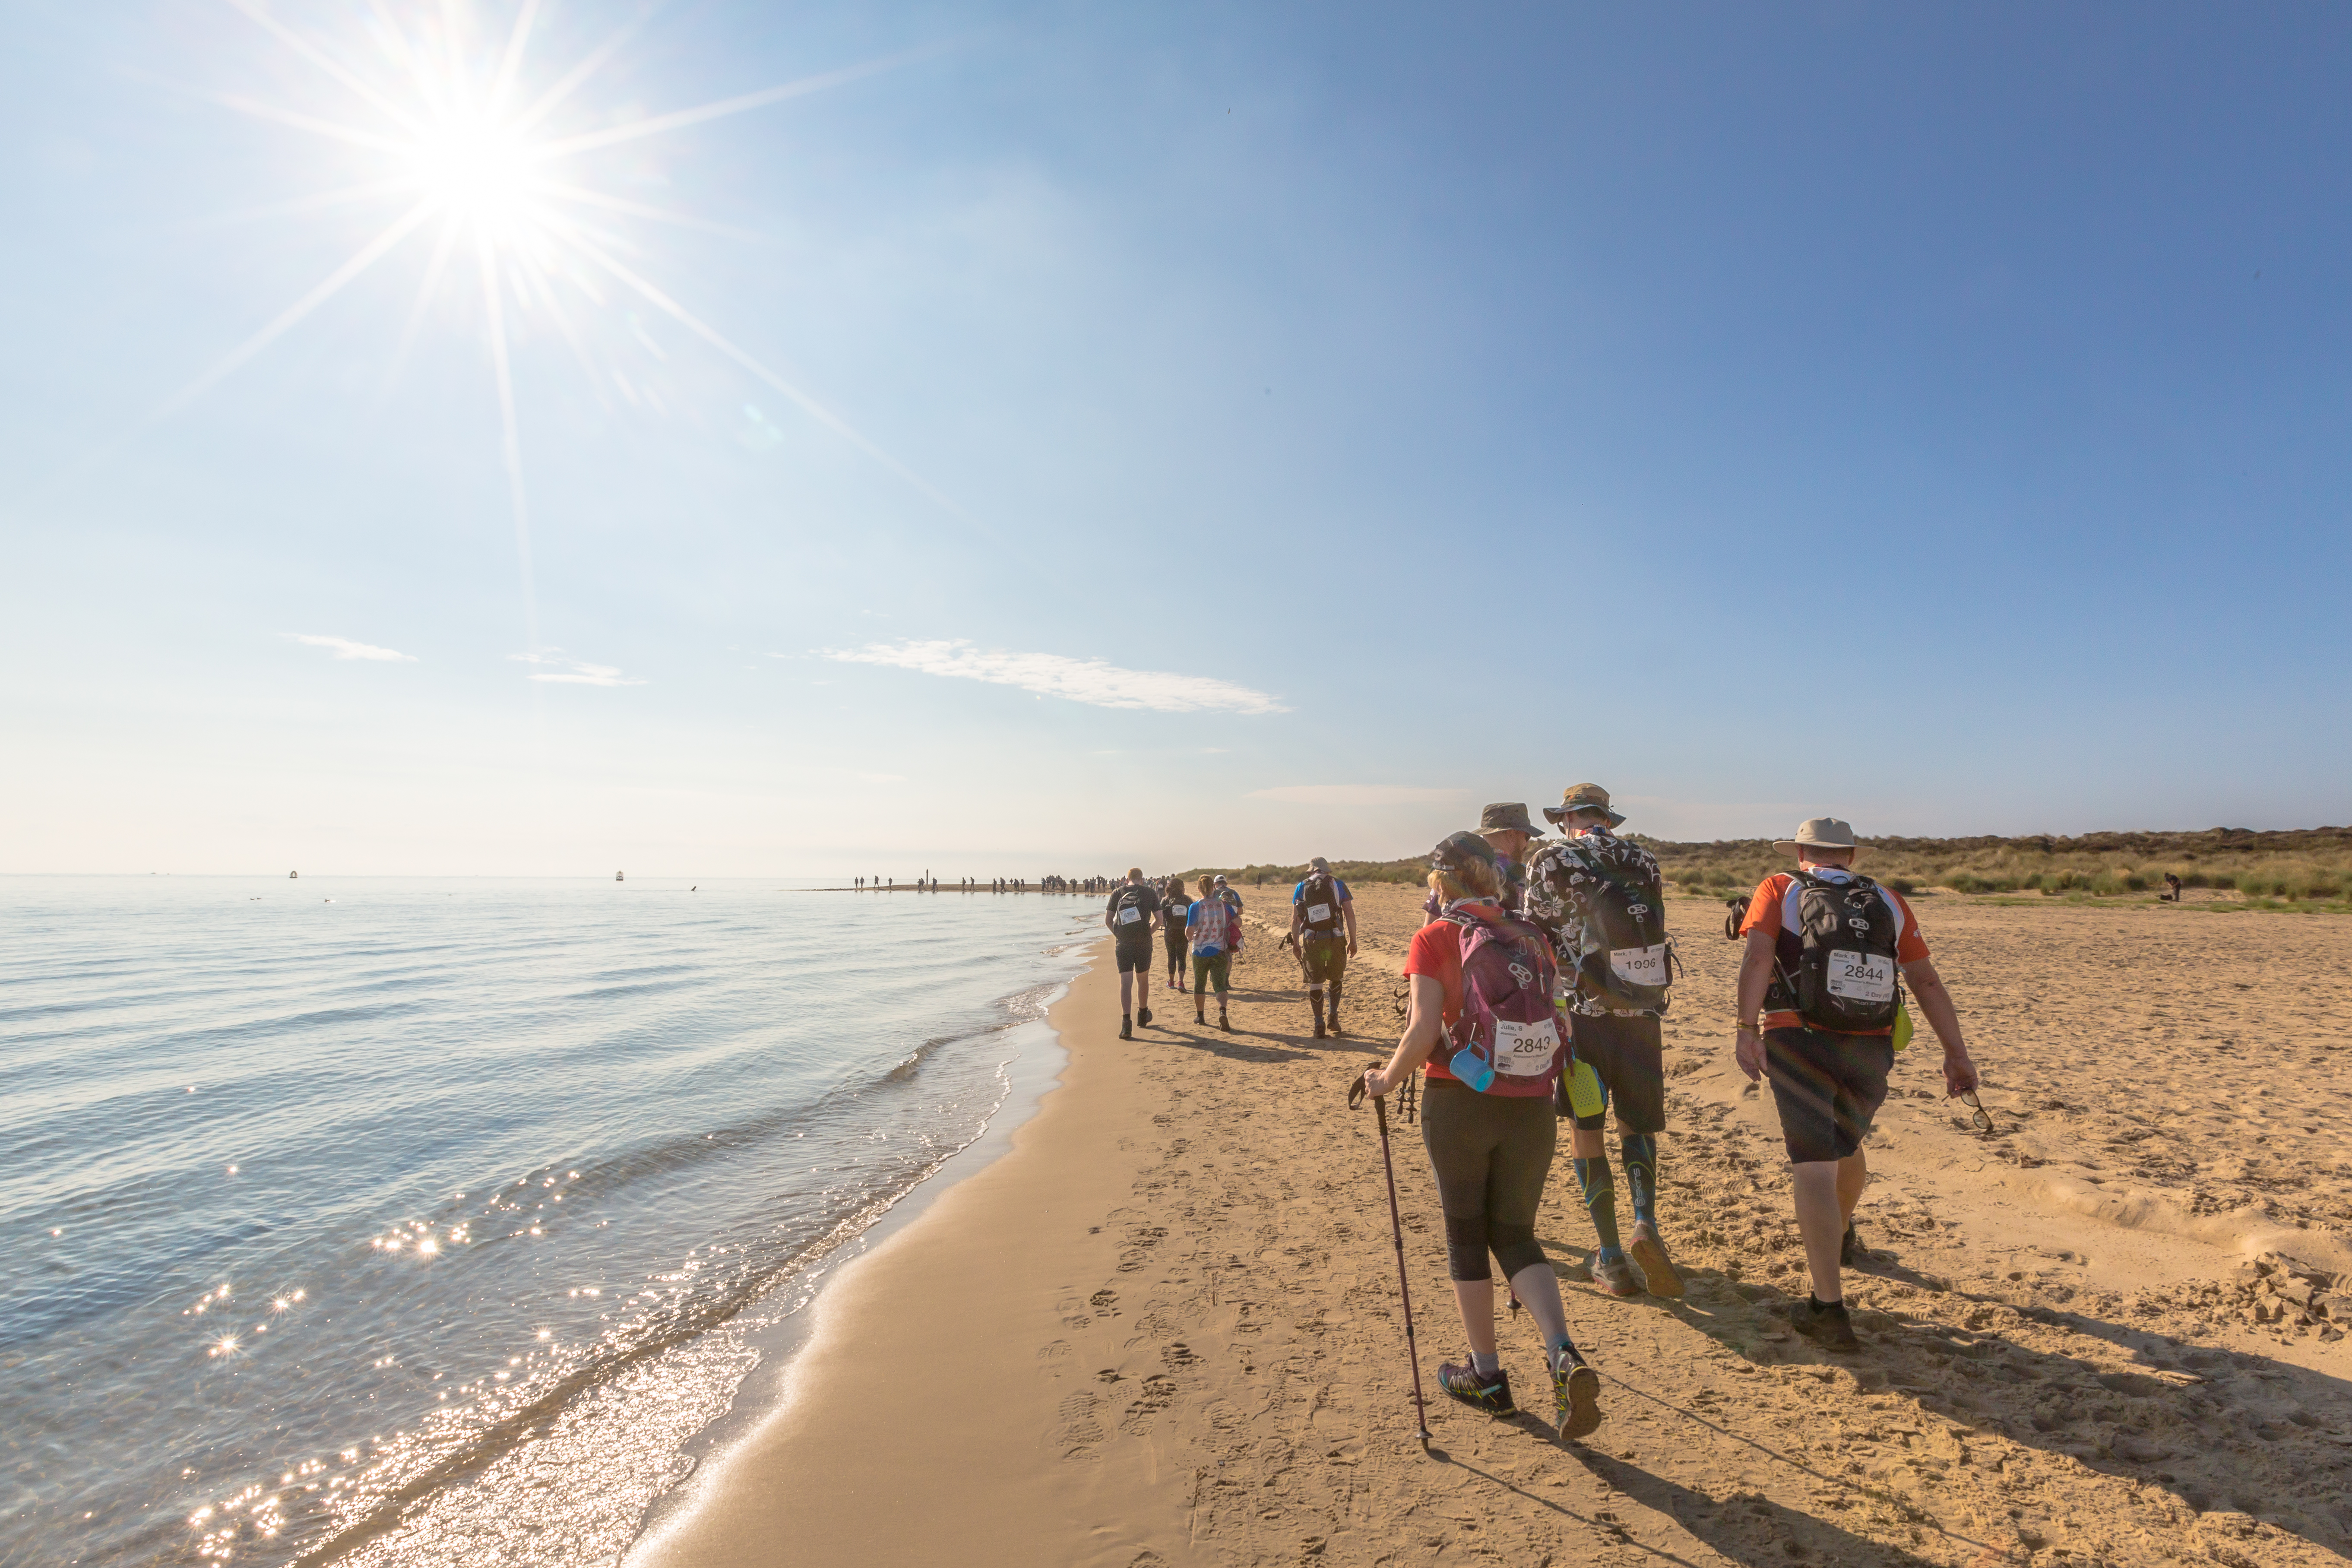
1573, 1157, 1622, 1252
1621, 1134, 1659, 1229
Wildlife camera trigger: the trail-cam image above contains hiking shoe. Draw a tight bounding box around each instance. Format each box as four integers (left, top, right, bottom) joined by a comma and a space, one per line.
1120, 1016, 1133, 1040
1219, 1010, 1232, 1033
1550, 1347, 1603, 1440
1330, 1016, 1346, 1037
1313, 1018, 1328, 1039
1436, 1360, 1516, 1415
1789, 1296, 1861, 1353
1592, 1248, 1643, 1298
1628, 1223, 1684, 1299
1137, 1007, 1152, 1028
1840, 1221, 1862, 1267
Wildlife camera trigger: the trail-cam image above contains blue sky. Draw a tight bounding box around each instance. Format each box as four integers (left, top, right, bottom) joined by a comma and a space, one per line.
3, 0, 2347, 875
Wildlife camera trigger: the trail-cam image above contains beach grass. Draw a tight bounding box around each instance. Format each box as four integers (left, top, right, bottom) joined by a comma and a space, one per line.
1186, 826, 2352, 906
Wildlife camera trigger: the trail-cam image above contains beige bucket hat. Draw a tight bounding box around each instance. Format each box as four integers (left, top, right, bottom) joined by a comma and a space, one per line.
1773, 817, 1865, 856
1542, 782, 1626, 829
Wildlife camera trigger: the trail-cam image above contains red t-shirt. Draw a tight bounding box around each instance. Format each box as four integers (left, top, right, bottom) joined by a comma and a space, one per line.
1401, 903, 1504, 1083
1738, 871, 1930, 1035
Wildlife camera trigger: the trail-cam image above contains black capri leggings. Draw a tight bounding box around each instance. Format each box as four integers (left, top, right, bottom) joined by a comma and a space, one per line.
1419, 1077, 1557, 1282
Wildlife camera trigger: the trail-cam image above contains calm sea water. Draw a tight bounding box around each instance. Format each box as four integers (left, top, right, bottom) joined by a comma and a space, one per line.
0, 877, 1096, 1568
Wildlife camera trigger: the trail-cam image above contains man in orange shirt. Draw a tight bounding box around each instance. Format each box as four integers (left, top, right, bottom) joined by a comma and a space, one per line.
1735, 817, 1979, 1351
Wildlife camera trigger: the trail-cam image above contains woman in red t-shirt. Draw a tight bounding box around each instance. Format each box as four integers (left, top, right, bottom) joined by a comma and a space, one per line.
1362, 831, 1601, 1439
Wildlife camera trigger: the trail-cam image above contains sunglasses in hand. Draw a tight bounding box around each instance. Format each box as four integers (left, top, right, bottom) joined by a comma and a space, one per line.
1958, 1090, 1994, 1134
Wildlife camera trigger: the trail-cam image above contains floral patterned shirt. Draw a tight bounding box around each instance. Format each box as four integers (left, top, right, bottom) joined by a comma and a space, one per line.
1524, 827, 1665, 1018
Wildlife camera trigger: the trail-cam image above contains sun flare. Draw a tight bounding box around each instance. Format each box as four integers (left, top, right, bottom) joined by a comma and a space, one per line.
179, 1, 957, 656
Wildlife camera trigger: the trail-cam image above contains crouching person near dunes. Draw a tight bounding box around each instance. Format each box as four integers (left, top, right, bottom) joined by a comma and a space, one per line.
1362, 831, 1602, 1440
1734, 817, 1979, 1352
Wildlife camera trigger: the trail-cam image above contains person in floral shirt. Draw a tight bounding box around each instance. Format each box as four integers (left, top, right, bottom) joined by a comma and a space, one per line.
1524, 782, 1681, 1302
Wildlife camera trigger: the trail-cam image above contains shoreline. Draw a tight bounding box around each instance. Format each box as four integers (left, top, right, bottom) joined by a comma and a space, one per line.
624, 966, 1085, 1549
624, 936, 1186, 1567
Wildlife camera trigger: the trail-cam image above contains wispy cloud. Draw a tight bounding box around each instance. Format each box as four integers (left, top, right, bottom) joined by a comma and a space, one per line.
1248, 785, 1465, 805
288, 634, 417, 663
511, 650, 646, 687
818, 639, 1285, 715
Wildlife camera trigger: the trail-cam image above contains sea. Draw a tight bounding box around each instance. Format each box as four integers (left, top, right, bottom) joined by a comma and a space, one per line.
0, 877, 1100, 1568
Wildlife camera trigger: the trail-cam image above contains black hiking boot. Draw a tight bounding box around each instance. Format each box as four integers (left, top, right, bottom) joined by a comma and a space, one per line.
1119, 1015, 1132, 1040
1137, 1007, 1152, 1028
1789, 1295, 1861, 1353
1840, 1221, 1863, 1267
1328, 983, 1344, 1036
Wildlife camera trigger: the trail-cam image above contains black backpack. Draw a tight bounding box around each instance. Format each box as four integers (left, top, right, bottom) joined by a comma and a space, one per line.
1297, 873, 1344, 937
1771, 871, 1902, 1031
1108, 883, 1155, 938
1570, 855, 1676, 1014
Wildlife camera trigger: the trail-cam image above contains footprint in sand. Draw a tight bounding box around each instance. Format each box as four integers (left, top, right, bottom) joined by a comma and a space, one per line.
1057, 1391, 1106, 1449
1121, 1374, 1179, 1434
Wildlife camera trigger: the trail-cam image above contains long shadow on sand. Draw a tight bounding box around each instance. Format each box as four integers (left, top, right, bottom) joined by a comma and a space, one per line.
1424, 1431, 1955, 1567
1574, 1450, 1963, 1568
1146, 1024, 1312, 1064
1550, 1250, 2352, 1558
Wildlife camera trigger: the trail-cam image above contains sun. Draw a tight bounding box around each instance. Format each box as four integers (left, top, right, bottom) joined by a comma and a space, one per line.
406, 112, 536, 222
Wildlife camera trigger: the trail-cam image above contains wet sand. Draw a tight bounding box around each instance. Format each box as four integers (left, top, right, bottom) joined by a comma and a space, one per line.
633, 886, 2352, 1566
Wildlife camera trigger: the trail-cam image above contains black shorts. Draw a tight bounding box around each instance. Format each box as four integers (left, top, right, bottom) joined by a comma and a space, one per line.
1564, 1012, 1665, 1133
1301, 935, 1346, 985
1114, 940, 1155, 974
1763, 1026, 1894, 1164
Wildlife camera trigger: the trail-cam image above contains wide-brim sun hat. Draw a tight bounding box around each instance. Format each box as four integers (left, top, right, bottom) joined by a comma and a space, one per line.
1773, 817, 1866, 856
1477, 802, 1542, 838
1542, 782, 1626, 829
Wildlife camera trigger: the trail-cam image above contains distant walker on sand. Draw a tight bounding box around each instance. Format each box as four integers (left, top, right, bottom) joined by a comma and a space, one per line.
1105, 868, 1160, 1041
1187, 874, 1238, 1032
1290, 856, 1358, 1038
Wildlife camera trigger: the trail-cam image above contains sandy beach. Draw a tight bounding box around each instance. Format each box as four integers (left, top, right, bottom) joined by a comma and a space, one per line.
633, 885, 2352, 1567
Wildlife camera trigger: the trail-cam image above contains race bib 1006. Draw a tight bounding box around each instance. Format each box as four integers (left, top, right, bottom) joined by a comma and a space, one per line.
1826, 950, 1896, 1003
1608, 944, 1668, 988
1306, 903, 1331, 923
1117, 906, 1143, 926
1492, 1016, 1560, 1076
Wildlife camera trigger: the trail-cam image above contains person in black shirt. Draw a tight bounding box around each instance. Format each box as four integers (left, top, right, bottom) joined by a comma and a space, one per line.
1158, 876, 1193, 989
1105, 868, 1162, 1039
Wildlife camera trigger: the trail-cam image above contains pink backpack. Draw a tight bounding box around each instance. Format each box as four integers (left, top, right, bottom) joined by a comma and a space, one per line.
1440, 908, 1564, 1096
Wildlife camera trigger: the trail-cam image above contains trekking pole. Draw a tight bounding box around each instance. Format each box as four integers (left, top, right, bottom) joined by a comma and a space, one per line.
1351, 1074, 1432, 1445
